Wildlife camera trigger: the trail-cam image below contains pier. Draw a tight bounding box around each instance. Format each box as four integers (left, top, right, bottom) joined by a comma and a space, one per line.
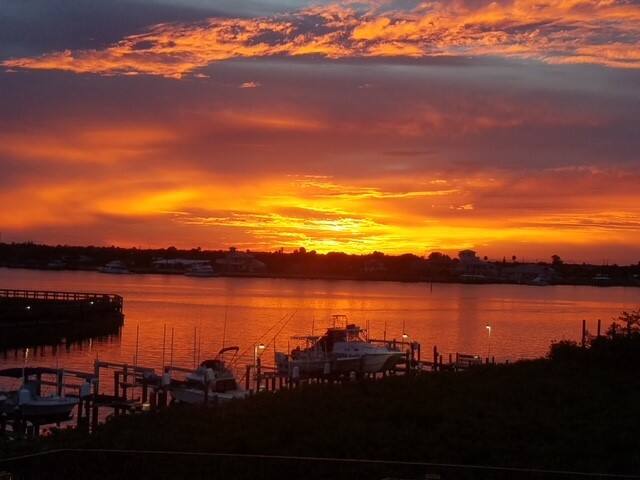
0, 289, 124, 349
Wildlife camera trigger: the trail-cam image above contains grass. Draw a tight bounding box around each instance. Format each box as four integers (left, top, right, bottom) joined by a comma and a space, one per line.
2, 339, 640, 479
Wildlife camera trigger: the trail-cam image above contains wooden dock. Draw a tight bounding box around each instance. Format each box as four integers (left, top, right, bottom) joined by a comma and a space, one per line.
0, 289, 124, 349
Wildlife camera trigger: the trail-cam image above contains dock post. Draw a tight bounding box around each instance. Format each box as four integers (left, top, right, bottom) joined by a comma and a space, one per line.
433, 346, 438, 372
581, 319, 587, 348
122, 365, 129, 402
77, 396, 84, 427
159, 388, 167, 409
256, 358, 262, 392
142, 381, 148, 404
150, 389, 157, 410
597, 319, 602, 338
113, 371, 121, 416
91, 366, 99, 433
405, 350, 411, 375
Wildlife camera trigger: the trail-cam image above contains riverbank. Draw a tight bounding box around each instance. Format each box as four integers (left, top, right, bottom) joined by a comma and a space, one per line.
4, 338, 640, 479
2, 242, 639, 288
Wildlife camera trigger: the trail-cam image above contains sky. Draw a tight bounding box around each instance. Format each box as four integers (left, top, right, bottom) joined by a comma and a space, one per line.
1, 0, 639, 263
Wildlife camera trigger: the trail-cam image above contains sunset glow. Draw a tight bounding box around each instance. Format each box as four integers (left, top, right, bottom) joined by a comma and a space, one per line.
1, 0, 640, 262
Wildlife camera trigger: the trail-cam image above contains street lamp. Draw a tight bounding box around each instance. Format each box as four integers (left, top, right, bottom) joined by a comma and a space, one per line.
254, 343, 266, 366
485, 325, 492, 360
253, 343, 266, 392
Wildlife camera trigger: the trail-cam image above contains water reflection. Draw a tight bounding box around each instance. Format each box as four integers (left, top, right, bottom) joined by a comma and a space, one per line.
0, 268, 637, 376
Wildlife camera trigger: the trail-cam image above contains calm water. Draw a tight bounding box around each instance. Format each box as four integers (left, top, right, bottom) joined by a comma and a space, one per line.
1, 268, 638, 379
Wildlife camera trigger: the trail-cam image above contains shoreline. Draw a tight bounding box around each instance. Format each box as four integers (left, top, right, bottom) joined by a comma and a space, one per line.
1, 264, 639, 288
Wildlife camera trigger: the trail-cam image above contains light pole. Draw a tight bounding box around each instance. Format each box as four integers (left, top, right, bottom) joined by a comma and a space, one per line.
254, 343, 266, 392
485, 325, 492, 361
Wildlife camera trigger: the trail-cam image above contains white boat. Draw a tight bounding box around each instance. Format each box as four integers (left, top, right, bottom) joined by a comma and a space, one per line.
170, 346, 247, 405
276, 316, 404, 375
99, 260, 130, 274
184, 263, 217, 277
0, 382, 78, 421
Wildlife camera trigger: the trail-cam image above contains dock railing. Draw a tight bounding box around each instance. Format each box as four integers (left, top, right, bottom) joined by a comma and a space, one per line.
0, 289, 123, 311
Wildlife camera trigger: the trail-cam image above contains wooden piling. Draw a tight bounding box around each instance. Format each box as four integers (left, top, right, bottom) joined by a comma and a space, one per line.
433, 345, 438, 371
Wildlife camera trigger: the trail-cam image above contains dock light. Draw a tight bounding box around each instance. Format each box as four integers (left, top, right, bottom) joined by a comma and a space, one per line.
25, 305, 31, 310
90, 301, 94, 305
402, 333, 409, 339
485, 325, 492, 359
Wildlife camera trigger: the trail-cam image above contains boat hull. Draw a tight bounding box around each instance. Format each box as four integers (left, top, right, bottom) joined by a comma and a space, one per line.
359, 352, 405, 373
170, 387, 247, 405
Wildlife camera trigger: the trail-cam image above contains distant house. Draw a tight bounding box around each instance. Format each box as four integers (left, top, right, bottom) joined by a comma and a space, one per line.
456, 250, 497, 279
216, 248, 266, 273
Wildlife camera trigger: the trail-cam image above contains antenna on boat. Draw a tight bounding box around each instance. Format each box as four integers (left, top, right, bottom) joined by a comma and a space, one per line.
134, 323, 140, 367
170, 327, 175, 368
197, 325, 203, 365
383, 320, 387, 342
222, 305, 228, 350
161, 323, 167, 369
193, 326, 197, 368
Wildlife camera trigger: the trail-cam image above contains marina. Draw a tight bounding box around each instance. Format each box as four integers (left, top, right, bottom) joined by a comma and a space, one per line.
0, 268, 636, 443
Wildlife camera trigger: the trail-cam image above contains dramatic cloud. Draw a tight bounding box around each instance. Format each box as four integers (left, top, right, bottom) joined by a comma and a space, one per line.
1, 1, 640, 262
4, 0, 640, 77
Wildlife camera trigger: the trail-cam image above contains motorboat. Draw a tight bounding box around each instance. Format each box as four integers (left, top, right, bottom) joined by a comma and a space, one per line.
99, 260, 130, 274
0, 369, 79, 421
170, 346, 247, 405
184, 263, 217, 277
276, 316, 404, 375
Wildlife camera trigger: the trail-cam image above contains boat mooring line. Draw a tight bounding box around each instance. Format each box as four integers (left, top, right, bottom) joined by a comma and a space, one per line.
1, 448, 638, 478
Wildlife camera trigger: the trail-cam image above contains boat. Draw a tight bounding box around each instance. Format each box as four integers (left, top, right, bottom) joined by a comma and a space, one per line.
593, 274, 613, 286
276, 316, 404, 375
170, 346, 247, 405
0, 369, 79, 421
528, 275, 550, 286
184, 263, 217, 277
99, 260, 130, 274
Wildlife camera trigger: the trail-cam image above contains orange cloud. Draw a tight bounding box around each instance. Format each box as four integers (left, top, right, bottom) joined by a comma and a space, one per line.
3, 1, 640, 77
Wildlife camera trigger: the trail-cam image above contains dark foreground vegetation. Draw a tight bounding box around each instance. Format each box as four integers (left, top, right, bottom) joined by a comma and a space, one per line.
1, 242, 639, 286
3, 317, 640, 479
